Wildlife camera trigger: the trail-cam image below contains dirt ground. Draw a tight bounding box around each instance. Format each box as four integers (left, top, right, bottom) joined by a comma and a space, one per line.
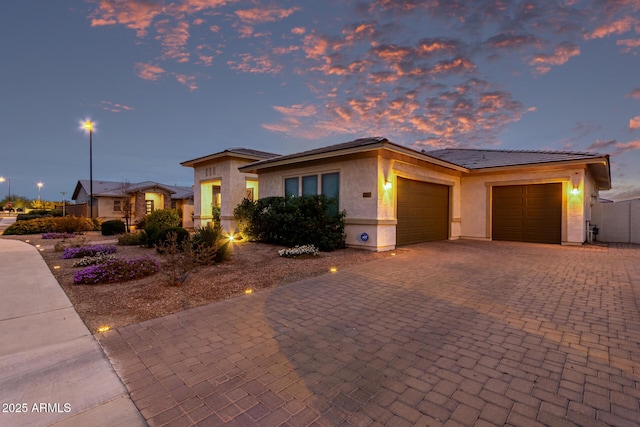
2, 232, 391, 333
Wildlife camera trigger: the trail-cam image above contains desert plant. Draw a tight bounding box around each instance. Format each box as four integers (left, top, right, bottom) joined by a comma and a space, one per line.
191, 223, 231, 263
73, 256, 160, 285
62, 244, 117, 259
157, 232, 216, 286
101, 219, 126, 236
156, 227, 190, 252
117, 232, 146, 246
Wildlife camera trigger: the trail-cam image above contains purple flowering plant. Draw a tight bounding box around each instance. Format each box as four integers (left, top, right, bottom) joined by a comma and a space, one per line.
42, 232, 76, 240
62, 244, 117, 259
73, 256, 160, 285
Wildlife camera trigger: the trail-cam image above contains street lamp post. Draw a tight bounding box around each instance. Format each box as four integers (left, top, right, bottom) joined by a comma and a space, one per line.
83, 121, 93, 219
0, 176, 10, 214
37, 182, 43, 209
60, 191, 67, 217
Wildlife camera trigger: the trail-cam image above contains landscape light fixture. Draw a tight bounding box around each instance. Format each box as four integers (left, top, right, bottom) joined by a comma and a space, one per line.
83, 120, 94, 219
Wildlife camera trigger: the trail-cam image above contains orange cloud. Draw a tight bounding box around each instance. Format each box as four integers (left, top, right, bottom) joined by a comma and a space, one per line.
617, 38, 640, 52
588, 16, 639, 39
235, 6, 300, 24
631, 116, 640, 130
529, 42, 580, 74
155, 19, 191, 62
100, 100, 134, 113
628, 88, 640, 99
291, 27, 306, 35
134, 62, 165, 80
227, 53, 282, 74
90, 0, 162, 37
272, 104, 317, 117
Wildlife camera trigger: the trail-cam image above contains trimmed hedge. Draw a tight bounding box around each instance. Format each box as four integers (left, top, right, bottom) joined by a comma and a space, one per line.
2, 216, 96, 235
234, 195, 346, 251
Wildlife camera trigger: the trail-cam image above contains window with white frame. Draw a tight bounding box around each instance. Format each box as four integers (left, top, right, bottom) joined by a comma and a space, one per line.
113, 200, 122, 212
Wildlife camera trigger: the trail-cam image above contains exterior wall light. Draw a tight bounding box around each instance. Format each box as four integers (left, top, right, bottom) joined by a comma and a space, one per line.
384, 181, 392, 190
571, 186, 580, 195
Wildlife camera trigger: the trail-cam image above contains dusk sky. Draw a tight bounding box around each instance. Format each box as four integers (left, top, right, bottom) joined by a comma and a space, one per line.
1, 0, 639, 201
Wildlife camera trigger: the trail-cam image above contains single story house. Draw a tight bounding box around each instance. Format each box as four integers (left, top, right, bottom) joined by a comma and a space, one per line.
180, 148, 279, 232
71, 180, 194, 226
184, 137, 611, 251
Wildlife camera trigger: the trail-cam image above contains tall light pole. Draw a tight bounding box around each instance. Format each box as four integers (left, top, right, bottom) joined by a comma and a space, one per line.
83, 120, 93, 219
37, 182, 43, 209
0, 176, 10, 214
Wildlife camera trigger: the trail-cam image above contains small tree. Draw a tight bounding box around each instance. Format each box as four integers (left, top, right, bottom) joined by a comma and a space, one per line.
117, 182, 134, 233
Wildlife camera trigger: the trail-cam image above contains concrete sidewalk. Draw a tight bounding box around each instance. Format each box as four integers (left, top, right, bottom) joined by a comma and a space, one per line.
0, 238, 146, 427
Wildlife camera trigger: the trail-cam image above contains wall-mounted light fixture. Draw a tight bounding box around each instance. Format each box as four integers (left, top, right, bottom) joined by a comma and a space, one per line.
571, 185, 580, 195
384, 181, 392, 190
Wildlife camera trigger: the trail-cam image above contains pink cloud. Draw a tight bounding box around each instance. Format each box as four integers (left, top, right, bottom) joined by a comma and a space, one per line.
175, 74, 198, 91
627, 88, 640, 99
631, 116, 640, 130
272, 104, 317, 117
291, 27, 306, 35
134, 62, 165, 80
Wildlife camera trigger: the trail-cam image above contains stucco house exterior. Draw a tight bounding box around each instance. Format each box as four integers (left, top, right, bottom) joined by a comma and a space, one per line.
71, 180, 194, 227
237, 137, 610, 251
180, 148, 279, 232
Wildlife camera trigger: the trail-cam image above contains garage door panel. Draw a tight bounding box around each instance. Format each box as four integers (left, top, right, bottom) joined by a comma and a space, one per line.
492, 183, 561, 244
397, 178, 449, 245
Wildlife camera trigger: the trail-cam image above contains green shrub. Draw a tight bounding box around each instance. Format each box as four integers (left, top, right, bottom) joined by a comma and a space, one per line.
143, 209, 181, 230
2, 216, 95, 235
233, 195, 346, 251
156, 227, 190, 252
117, 232, 146, 246
101, 219, 126, 236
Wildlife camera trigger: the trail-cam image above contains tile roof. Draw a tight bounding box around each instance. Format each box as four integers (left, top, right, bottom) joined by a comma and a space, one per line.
425, 148, 606, 169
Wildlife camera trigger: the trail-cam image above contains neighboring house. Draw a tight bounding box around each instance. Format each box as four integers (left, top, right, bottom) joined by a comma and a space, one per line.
180, 148, 280, 232
236, 137, 610, 251
71, 180, 194, 227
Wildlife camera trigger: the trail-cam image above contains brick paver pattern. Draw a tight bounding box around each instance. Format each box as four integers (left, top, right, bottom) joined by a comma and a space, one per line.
98, 240, 640, 426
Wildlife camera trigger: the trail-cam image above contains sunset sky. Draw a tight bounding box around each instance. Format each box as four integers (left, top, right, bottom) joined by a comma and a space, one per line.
1, 0, 639, 201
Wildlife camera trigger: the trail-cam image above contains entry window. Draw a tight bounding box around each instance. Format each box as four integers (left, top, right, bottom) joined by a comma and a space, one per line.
145, 200, 154, 214
113, 200, 122, 212
285, 178, 299, 198
212, 185, 221, 208
302, 175, 318, 196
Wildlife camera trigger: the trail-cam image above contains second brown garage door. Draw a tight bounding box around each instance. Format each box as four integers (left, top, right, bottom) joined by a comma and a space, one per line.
492, 183, 562, 244
397, 178, 449, 245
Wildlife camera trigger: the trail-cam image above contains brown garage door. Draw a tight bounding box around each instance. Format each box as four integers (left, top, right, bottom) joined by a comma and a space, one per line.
492, 183, 562, 244
397, 178, 449, 245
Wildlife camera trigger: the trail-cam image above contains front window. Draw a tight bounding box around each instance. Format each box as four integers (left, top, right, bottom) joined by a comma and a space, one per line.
145, 200, 154, 214
322, 172, 340, 216
113, 200, 122, 212
285, 178, 299, 198
302, 175, 318, 196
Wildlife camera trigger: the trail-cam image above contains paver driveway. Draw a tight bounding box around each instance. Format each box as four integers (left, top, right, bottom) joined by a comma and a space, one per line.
98, 240, 640, 426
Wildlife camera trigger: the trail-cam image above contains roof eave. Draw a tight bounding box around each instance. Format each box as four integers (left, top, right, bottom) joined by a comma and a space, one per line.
239, 141, 468, 173
181, 151, 273, 167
